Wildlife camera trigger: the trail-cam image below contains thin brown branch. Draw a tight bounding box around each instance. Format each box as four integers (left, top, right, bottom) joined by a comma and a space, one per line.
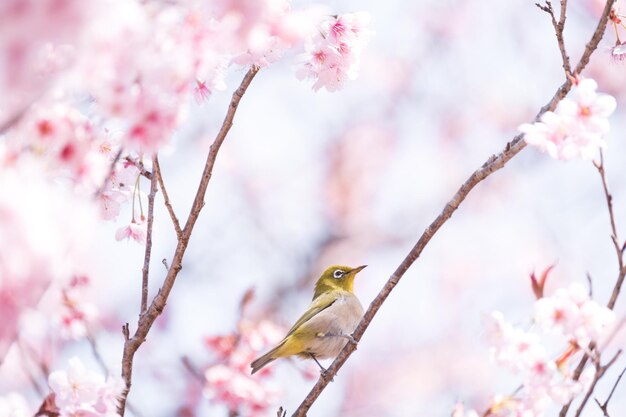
181, 356, 205, 383
87, 333, 109, 375
141, 158, 158, 314
594, 362, 626, 417
291, 1, 615, 415
595, 151, 625, 309
153, 155, 182, 238
574, 350, 621, 417
125, 156, 152, 180
536, 1, 572, 75
117, 65, 260, 416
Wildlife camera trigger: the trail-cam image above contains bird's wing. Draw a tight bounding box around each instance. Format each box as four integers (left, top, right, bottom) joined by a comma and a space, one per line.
285, 292, 338, 337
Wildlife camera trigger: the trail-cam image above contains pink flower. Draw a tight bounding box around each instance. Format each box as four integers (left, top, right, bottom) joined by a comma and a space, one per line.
115, 221, 147, 244
204, 365, 278, 416
194, 79, 212, 103
485, 312, 547, 372
297, 12, 372, 92
534, 283, 615, 346
556, 78, 617, 134
519, 78, 616, 160
48, 357, 122, 416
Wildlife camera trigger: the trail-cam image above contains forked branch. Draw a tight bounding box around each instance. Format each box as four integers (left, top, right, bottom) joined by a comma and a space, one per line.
117, 65, 260, 416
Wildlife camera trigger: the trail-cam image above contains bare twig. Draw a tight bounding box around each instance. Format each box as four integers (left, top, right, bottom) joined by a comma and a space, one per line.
153, 155, 182, 238
535, 0, 571, 75
162, 258, 169, 271
124, 157, 152, 180
291, 1, 615, 415
141, 158, 158, 314
574, 350, 622, 417
595, 151, 625, 309
87, 333, 109, 375
117, 66, 260, 416
595, 363, 626, 416
181, 356, 205, 383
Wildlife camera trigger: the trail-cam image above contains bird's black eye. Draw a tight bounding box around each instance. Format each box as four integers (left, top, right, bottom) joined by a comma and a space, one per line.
333, 269, 345, 279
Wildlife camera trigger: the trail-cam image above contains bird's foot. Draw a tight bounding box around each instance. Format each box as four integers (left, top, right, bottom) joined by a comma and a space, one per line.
340, 334, 358, 347
320, 368, 334, 382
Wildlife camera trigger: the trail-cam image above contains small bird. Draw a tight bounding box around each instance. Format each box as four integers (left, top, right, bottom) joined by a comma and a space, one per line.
250, 264, 366, 375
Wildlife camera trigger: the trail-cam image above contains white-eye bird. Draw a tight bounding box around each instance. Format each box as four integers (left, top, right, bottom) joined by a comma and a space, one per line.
250, 265, 366, 375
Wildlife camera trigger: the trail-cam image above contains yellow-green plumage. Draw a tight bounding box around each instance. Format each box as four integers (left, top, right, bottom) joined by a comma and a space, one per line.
250, 265, 366, 375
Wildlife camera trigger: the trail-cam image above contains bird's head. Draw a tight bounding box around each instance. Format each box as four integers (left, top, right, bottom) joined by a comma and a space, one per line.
313, 264, 367, 300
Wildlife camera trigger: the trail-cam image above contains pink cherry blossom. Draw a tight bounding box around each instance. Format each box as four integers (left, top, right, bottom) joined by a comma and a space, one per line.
48, 357, 122, 417
519, 78, 616, 160
0, 165, 96, 361
534, 283, 615, 346
297, 12, 373, 91
58, 276, 99, 340
0, 0, 90, 128
556, 78, 617, 134
115, 220, 147, 245
485, 312, 547, 372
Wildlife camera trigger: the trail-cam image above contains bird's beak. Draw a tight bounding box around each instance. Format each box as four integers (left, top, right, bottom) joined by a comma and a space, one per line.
351, 265, 367, 274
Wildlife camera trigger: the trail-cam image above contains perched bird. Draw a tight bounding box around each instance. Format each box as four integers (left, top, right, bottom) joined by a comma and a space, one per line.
250, 264, 366, 375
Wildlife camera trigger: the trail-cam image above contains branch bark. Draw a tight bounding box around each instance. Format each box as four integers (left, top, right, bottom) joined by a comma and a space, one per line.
153, 155, 182, 238
141, 158, 158, 314
594, 363, 626, 416
536, 0, 571, 75
573, 350, 622, 417
117, 65, 260, 416
290, 1, 615, 415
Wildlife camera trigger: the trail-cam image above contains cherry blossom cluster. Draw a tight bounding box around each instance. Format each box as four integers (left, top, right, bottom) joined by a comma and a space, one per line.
58, 275, 99, 340
456, 280, 615, 417
519, 78, 616, 160
297, 12, 373, 92
0, 165, 96, 362
0, 1, 372, 253
47, 356, 123, 417
203, 319, 283, 416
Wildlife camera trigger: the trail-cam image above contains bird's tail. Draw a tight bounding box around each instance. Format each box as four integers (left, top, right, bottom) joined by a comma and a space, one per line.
251, 341, 286, 374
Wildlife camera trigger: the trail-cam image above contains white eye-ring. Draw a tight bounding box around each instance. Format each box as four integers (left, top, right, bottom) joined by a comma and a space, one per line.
333, 269, 345, 279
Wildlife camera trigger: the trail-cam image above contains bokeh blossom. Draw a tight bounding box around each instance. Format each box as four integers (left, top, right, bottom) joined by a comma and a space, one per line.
48, 357, 123, 417
201, 292, 284, 417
